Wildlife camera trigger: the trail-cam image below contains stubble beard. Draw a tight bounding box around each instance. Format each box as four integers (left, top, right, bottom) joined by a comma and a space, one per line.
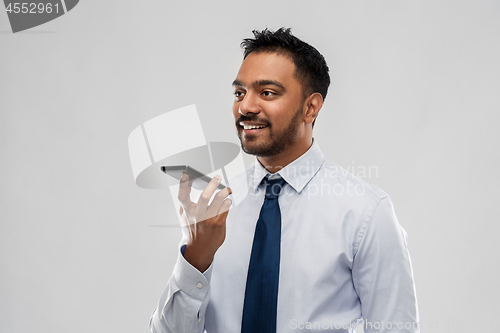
236, 105, 303, 158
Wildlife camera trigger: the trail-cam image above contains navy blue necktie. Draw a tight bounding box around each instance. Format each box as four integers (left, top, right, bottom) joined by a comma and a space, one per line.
241, 176, 287, 333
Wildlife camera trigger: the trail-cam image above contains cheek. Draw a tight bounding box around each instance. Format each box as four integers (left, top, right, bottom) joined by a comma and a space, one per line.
267, 102, 294, 124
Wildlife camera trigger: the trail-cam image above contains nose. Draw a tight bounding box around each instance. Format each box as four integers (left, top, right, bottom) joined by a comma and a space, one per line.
238, 91, 260, 116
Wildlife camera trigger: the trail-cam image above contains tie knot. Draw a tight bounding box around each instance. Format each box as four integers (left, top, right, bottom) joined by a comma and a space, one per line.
263, 177, 287, 199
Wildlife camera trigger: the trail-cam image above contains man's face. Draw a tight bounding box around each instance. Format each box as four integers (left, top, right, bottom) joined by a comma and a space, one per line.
232, 52, 307, 158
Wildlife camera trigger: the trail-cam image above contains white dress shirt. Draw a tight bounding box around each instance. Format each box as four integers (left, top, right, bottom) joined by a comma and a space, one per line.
150, 140, 419, 333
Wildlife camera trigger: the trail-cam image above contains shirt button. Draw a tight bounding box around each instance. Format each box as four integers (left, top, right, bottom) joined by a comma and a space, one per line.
197, 282, 203, 289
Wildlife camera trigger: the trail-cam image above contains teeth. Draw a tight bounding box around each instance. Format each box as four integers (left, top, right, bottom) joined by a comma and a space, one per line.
242, 124, 267, 130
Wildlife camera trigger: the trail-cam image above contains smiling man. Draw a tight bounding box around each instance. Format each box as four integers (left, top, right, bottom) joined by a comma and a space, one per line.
150, 28, 419, 333
232, 51, 319, 166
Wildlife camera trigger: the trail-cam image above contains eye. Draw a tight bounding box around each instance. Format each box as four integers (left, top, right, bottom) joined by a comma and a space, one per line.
262, 91, 276, 97
234, 90, 246, 101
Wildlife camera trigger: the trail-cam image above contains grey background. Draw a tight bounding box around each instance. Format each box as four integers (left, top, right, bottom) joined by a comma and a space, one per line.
1, 1, 499, 332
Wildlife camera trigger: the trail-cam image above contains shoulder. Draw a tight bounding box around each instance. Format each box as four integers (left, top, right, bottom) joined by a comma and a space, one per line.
313, 159, 395, 233
317, 159, 389, 202
317, 160, 403, 254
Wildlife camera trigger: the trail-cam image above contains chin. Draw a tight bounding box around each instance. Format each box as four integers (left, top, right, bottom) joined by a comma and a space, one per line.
240, 141, 275, 157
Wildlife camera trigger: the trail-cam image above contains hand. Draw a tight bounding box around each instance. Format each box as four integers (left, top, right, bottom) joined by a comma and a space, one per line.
178, 173, 232, 272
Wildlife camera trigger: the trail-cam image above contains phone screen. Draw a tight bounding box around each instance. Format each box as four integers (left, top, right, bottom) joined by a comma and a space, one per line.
161, 165, 226, 190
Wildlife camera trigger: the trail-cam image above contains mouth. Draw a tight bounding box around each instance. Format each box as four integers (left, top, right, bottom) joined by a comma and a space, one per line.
239, 122, 269, 135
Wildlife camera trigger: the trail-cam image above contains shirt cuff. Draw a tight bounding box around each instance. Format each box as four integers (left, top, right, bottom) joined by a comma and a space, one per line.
173, 244, 213, 301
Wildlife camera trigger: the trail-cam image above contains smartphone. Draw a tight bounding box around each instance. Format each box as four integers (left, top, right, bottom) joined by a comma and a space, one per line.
161, 165, 226, 191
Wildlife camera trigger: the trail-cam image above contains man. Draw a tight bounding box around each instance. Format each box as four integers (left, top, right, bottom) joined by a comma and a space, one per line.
150, 28, 419, 333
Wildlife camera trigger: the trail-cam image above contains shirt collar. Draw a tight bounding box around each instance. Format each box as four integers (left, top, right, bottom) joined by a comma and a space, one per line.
251, 139, 325, 194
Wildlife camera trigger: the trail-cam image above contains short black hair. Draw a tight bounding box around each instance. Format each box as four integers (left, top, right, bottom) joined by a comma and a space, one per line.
241, 27, 330, 103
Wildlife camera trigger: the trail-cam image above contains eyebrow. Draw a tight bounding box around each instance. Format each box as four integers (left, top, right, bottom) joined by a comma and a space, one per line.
232, 79, 285, 91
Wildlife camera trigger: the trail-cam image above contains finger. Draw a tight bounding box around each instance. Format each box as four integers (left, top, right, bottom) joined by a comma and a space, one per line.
196, 175, 223, 212
178, 173, 193, 208
217, 197, 232, 216
215, 198, 232, 224
206, 187, 232, 219
178, 205, 191, 228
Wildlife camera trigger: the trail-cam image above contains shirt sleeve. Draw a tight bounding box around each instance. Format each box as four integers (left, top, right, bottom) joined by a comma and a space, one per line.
352, 196, 420, 333
149, 228, 213, 333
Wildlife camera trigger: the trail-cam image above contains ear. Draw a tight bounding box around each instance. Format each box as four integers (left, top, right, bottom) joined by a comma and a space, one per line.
303, 93, 323, 125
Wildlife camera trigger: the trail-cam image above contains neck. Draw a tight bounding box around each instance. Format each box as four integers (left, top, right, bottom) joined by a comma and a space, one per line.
257, 137, 313, 174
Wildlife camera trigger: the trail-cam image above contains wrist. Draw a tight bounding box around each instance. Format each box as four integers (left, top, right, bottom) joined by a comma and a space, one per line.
183, 244, 215, 273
